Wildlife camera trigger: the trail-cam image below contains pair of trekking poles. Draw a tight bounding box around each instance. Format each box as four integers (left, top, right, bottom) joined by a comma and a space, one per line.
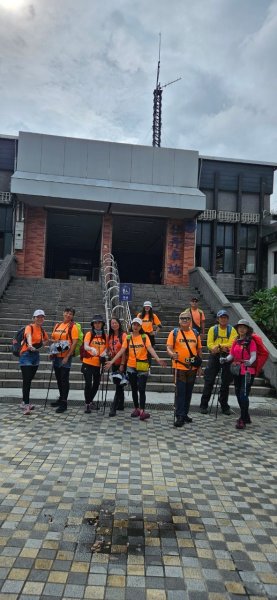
44, 361, 110, 413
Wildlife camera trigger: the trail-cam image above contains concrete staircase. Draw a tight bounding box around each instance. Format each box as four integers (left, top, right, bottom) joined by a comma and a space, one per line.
0, 278, 274, 397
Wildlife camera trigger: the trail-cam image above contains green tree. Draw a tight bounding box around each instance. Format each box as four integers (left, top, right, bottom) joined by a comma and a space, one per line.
249, 287, 277, 346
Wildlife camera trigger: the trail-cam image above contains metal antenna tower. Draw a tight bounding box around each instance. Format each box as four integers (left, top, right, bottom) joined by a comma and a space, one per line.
152, 34, 181, 147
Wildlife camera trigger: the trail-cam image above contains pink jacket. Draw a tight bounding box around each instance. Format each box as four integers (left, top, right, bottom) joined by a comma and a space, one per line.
230, 338, 257, 375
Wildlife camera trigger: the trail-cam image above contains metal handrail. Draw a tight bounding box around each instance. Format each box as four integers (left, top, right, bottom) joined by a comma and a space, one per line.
100, 253, 132, 333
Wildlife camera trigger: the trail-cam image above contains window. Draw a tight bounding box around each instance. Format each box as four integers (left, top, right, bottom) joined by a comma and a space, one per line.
0, 233, 4, 259
216, 224, 234, 273
240, 226, 257, 274
196, 222, 212, 271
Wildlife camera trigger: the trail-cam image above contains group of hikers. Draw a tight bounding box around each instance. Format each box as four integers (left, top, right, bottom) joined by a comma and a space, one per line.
15, 297, 269, 430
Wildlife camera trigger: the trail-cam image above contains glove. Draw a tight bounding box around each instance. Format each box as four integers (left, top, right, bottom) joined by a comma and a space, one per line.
244, 360, 252, 367
219, 357, 227, 364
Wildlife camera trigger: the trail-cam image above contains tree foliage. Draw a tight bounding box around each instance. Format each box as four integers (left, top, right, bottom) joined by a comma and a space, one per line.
249, 287, 277, 346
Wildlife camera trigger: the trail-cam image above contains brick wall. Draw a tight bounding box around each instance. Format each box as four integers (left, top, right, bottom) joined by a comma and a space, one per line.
163, 218, 196, 285
100, 215, 113, 260
15, 206, 47, 277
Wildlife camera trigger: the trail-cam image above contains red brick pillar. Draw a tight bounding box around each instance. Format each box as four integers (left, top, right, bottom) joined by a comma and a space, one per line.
163, 219, 184, 285
101, 215, 113, 261
16, 206, 47, 278
182, 219, 196, 285
163, 218, 196, 286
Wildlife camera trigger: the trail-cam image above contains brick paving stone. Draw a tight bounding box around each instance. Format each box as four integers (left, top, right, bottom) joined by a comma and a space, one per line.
0, 405, 277, 599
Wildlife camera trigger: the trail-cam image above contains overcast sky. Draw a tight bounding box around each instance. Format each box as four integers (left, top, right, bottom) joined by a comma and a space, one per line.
0, 0, 277, 204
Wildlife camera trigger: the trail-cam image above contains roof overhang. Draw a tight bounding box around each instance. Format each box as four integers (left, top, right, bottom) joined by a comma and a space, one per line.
11, 132, 206, 219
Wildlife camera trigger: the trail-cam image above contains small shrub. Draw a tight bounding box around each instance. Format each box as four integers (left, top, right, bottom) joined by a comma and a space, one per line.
249, 287, 277, 346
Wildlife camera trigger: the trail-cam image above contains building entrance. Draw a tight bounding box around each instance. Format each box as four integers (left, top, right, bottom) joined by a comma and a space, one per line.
112, 215, 166, 284
45, 209, 102, 280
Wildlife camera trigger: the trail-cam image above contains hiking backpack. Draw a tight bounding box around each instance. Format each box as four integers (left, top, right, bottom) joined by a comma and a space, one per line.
251, 333, 269, 375
213, 324, 232, 341
12, 326, 30, 357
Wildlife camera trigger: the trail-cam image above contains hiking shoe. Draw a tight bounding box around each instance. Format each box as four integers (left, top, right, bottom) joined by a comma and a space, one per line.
117, 403, 124, 411
244, 415, 252, 424
174, 416, 185, 428
222, 406, 231, 415
51, 399, 62, 407
140, 411, 150, 421
23, 405, 32, 415
131, 408, 140, 417
84, 403, 92, 414
109, 406, 116, 417
20, 402, 35, 411
184, 415, 192, 423
236, 418, 246, 430
56, 403, 67, 413
200, 406, 208, 414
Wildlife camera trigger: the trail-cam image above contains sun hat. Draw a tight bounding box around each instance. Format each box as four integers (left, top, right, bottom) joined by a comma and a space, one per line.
217, 309, 229, 318
131, 317, 142, 326
143, 301, 152, 308
33, 309, 45, 317
235, 319, 253, 334
91, 315, 105, 325
179, 310, 191, 319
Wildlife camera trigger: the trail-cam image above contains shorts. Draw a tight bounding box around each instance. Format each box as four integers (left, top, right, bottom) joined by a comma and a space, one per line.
19, 350, 40, 367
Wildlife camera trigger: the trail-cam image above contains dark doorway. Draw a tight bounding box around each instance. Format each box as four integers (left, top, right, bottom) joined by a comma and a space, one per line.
45, 210, 102, 280
112, 215, 166, 284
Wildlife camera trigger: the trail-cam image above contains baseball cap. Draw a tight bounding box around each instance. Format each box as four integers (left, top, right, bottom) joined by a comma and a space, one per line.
143, 301, 152, 308
132, 317, 142, 325
33, 309, 45, 317
217, 309, 229, 318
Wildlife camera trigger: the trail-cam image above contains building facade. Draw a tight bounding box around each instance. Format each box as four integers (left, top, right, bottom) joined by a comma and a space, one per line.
0, 131, 276, 294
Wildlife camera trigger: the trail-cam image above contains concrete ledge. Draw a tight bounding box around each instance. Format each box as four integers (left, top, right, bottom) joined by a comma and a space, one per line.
0, 254, 17, 299
189, 266, 277, 391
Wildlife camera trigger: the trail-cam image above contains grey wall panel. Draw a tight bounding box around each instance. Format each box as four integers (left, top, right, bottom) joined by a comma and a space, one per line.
64, 138, 88, 178
87, 140, 110, 180
153, 148, 174, 186
109, 143, 132, 182
200, 158, 275, 194
41, 135, 65, 175
17, 132, 42, 173
241, 193, 259, 213
173, 150, 198, 187
218, 191, 237, 211
0, 171, 12, 192
131, 146, 153, 184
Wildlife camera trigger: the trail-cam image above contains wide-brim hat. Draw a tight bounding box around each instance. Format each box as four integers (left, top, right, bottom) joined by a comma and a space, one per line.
143, 301, 152, 308
91, 315, 105, 325
235, 319, 253, 334
33, 309, 45, 317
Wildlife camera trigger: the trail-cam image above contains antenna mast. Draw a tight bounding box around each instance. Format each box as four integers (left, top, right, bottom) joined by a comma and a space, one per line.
152, 34, 181, 148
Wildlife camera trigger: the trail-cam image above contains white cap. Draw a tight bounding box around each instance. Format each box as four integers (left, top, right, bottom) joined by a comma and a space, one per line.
33, 309, 45, 317
143, 301, 152, 308
132, 317, 142, 326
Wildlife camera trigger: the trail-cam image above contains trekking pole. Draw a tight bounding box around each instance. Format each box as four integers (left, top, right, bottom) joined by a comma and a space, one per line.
215, 367, 221, 420
209, 370, 220, 415
44, 363, 54, 410
96, 364, 105, 411
102, 369, 110, 415
173, 368, 177, 427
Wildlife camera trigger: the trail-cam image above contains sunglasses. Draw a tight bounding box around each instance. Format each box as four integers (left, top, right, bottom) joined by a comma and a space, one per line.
180, 317, 191, 321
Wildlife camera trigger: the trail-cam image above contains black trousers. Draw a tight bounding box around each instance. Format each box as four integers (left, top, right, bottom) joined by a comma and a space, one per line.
234, 373, 254, 421
111, 366, 124, 409
128, 371, 148, 410
20, 366, 38, 404
200, 354, 233, 409
81, 364, 101, 404
54, 366, 70, 403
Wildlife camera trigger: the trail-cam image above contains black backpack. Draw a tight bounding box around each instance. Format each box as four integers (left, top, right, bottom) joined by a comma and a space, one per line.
12, 326, 31, 357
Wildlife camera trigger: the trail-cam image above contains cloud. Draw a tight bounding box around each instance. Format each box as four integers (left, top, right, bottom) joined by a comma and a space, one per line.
0, 0, 276, 167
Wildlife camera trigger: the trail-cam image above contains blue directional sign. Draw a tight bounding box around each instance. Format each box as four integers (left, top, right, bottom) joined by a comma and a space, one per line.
119, 283, 133, 302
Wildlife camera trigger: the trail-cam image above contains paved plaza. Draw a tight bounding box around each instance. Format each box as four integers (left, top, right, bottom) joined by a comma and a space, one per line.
0, 397, 277, 600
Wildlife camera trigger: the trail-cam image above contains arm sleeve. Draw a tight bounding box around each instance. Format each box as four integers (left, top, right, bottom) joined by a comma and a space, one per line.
153, 314, 162, 326
167, 331, 174, 347
71, 324, 79, 341
207, 326, 217, 351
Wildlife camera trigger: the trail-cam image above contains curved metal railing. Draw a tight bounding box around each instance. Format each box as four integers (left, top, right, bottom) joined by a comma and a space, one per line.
100, 253, 132, 333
